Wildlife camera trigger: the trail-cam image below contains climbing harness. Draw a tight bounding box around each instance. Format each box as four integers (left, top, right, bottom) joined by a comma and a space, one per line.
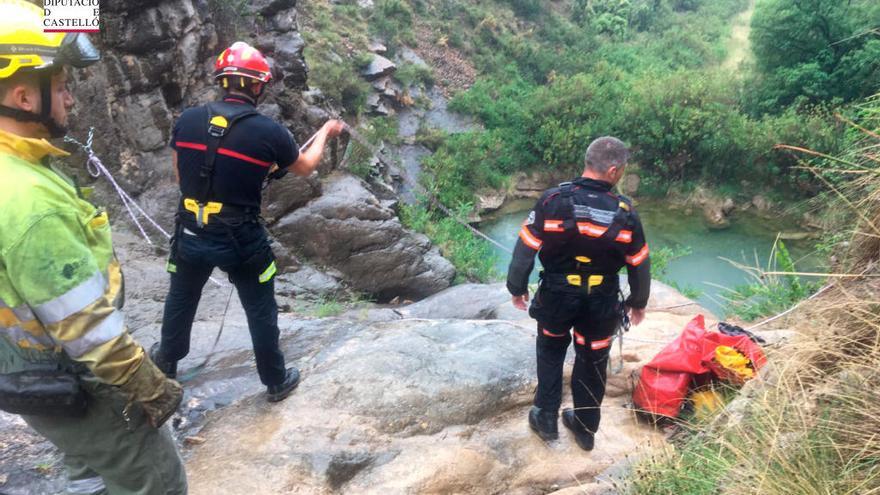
65, 120, 342, 382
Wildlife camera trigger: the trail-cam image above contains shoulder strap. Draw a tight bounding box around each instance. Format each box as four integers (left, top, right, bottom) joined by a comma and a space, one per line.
198, 102, 260, 203
558, 181, 577, 230
599, 193, 635, 242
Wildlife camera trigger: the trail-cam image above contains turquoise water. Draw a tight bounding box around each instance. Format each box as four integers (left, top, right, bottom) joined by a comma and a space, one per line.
480, 199, 821, 316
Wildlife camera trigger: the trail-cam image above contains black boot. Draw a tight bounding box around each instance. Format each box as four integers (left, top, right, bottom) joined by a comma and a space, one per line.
562, 409, 595, 451
267, 368, 300, 403
528, 406, 559, 441
149, 343, 178, 379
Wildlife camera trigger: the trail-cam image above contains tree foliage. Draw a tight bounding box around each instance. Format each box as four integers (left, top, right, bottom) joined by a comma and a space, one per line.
748, 0, 880, 114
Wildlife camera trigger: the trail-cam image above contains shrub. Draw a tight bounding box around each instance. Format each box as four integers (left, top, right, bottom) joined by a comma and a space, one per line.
399, 201, 498, 282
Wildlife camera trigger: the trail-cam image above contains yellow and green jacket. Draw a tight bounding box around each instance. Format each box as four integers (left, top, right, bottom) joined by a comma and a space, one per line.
0, 128, 145, 386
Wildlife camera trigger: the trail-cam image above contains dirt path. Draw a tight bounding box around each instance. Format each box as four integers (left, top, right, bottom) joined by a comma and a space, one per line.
722, 0, 756, 72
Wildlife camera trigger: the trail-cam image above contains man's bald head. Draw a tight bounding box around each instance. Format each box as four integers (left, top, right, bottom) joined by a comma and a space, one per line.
584, 136, 630, 174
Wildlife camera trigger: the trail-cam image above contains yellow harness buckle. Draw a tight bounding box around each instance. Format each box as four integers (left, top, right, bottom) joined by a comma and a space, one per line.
183, 198, 223, 227
575, 256, 592, 263
588, 275, 604, 288
567, 274, 582, 286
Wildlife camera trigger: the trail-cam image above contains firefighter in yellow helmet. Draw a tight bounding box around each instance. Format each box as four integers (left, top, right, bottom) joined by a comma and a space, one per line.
0, 2, 187, 493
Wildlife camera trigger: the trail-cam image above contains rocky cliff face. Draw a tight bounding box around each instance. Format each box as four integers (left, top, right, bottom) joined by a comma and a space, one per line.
65, 0, 454, 300
70, 0, 309, 201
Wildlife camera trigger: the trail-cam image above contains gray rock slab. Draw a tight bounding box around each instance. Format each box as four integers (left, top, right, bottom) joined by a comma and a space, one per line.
397, 283, 509, 320
273, 174, 455, 301
362, 54, 396, 81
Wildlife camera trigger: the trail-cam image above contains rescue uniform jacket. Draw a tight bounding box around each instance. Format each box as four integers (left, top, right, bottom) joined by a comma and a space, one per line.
507, 177, 651, 309
172, 95, 299, 212
0, 129, 145, 384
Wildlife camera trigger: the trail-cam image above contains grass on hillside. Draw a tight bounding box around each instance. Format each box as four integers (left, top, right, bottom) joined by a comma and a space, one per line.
623, 111, 880, 495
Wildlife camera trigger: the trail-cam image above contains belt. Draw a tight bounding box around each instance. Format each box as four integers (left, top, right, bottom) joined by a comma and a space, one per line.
541, 271, 618, 295
178, 199, 260, 229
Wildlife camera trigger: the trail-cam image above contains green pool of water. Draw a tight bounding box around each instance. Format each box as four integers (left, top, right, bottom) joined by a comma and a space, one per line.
480, 198, 822, 316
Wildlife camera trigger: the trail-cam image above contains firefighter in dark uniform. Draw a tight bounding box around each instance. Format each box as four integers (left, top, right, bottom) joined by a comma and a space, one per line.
507, 136, 650, 451
150, 41, 345, 402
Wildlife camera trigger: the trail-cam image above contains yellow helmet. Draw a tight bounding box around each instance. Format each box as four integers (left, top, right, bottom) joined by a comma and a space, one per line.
0, 0, 100, 79
0, 0, 100, 136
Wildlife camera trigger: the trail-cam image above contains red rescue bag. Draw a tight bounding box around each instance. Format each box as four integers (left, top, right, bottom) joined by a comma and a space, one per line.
632, 315, 767, 419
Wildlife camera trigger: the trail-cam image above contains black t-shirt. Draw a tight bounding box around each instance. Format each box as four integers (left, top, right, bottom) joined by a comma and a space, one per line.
170, 95, 299, 209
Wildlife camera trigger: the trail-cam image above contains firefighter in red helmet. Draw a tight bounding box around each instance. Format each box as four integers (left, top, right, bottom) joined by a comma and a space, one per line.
151, 41, 345, 402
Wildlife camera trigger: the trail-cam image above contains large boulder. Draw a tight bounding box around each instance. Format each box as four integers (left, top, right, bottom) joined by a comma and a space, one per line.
396, 283, 509, 320
261, 173, 323, 223
180, 305, 700, 494
272, 174, 455, 301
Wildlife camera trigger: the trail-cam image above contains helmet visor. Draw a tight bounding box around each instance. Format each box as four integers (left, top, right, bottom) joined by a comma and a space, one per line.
57, 33, 100, 68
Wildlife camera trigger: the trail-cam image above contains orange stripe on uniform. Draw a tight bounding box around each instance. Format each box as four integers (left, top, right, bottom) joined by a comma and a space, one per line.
519, 226, 543, 250
591, 337, 612, 350
577, 221, 608, 237
615, 230, 633, 243
626, 244, 650, 266
543, 220, 564, 232
542, 328, 568, 338
573, 330, 587, 346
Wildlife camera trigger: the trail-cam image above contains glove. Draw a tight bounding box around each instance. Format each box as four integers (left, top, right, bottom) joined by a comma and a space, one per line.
119, 353, 183, 428
140, 377, 183, 428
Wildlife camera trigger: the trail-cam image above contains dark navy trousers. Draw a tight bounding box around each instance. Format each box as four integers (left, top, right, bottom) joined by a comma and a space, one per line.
159, 223, 286, 386
532, 289, 618, 434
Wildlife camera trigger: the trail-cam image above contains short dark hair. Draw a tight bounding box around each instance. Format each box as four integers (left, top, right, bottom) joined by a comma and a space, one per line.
584, 136, 630, 173
0, 67, 40, 99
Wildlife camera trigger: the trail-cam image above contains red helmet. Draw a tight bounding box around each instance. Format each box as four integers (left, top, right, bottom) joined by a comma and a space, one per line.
214, 41, 272, 83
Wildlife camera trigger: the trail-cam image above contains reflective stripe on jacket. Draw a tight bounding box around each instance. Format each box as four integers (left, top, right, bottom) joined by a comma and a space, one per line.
0, 128, 144, 384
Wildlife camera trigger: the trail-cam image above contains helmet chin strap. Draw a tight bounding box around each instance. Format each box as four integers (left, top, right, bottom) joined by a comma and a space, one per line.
0, 71, 67, 138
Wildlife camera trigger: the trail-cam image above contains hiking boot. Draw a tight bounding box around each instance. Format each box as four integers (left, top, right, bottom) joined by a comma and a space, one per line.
562, 409, 595, 451
528, 406, 559, 441
149, 342, 177, 379
267, 368, 301, 403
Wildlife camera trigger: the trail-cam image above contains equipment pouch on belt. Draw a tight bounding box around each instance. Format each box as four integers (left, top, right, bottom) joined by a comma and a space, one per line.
0, 370, 87, 417
232, 239, 277, 284
529, 286, 584, 323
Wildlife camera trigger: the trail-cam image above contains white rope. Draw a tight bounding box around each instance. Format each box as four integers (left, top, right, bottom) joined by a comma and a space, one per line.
65, 128, 225, 286
745, 282, 835, 330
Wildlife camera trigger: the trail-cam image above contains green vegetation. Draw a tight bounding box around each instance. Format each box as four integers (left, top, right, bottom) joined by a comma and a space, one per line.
723, 240, 818, 321
624, 93, 880, 495
343, 117, 400, 179
299, 1, 373, 114
395, 62, 435, 88
413, 0, 877, 208
747, 0, 880, 115
399, 201, 498, 282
